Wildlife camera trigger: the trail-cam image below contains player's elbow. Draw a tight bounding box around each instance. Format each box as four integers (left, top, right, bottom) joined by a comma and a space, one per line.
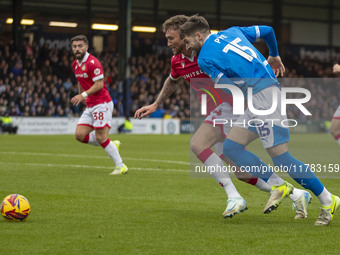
258, 25, 275, 38
259, 25, 273, 31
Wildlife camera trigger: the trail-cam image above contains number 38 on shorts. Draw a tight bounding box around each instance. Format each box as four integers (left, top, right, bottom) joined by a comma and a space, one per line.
78, 101, 113, 129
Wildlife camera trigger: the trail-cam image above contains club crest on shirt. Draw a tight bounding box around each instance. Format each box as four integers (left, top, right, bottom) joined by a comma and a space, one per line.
94, 68, 100, 75
81, 64, 86, 71
181, 62, 185, 68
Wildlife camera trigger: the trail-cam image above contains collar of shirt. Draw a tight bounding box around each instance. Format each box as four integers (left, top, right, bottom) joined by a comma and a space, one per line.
77, 52, 89, 66
181, 51, 195, 62
204, 34, 212, 43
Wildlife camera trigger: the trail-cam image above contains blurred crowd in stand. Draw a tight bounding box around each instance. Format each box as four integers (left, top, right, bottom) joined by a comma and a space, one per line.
0, 40, 339, 121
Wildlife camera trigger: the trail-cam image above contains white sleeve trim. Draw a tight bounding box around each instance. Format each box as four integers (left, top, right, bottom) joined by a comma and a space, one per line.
215, 72, 224, 85
92, 74, 104, 82
169, 73, 181, 81
255, 26, 260, 41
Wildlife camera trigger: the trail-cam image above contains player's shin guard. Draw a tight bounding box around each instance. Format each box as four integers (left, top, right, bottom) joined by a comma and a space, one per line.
223, 139, 273, 181
272, 151, 324, 196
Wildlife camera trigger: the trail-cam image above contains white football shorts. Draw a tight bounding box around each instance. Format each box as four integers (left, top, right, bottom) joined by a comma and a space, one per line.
333, 105, 340, 119
234, 85, 290, 148
78, 101, 113, 129
204, 102, 238, 138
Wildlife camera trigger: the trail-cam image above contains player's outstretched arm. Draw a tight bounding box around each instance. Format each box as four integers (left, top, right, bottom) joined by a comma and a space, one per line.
134, 104, 158, 120
267, 55, 285, 77
333, 64, 340, 74
134, 77, 178, 119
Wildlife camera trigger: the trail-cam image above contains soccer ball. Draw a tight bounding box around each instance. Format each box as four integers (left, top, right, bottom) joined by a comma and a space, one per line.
1, 194, 31, 222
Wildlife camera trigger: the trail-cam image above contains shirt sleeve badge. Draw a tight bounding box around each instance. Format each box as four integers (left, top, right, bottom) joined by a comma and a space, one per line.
94, 68, 101, 75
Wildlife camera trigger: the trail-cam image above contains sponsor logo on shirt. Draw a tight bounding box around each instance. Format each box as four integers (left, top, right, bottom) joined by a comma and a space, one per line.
183, 70, 203, 79
75, 73, 89, 78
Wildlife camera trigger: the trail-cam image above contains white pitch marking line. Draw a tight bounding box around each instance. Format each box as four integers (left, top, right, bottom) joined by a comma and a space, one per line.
0, 151, 191, 165
0, 162, 188, 173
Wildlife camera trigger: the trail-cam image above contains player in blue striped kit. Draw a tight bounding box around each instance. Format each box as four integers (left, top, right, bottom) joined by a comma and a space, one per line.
180, 15, 339, 226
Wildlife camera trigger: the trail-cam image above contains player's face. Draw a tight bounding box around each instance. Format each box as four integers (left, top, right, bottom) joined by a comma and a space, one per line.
72, 40, 88, 60
165, 29, 185, 55
182, 35, 202, 55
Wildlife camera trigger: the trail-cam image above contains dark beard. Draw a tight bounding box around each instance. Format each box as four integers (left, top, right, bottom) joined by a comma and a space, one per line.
193, 48, 200, 56
75, 51, 85, 60
193, 42, 201, 56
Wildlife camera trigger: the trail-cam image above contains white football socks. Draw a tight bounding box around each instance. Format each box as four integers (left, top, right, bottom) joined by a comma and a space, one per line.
317, 187, 333, 207
289, 188, 303, 201
101, 139, 124, 168
88, 133, 100, 146
266, 173, 285, 187
255, 178, 271, 192
198, 148, 242, 199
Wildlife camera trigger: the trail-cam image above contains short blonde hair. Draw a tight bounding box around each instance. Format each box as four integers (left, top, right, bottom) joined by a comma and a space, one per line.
162, 15, 189, 33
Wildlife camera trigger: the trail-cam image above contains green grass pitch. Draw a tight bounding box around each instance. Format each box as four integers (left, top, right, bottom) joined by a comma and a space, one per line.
0, 133, 339, 255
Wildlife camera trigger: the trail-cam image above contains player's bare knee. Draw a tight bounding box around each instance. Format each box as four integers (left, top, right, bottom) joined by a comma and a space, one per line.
329, 125, 340, 137
75, 132, 85, 142
190, 139, 197, 154
190, 138, 203, 155
267, 143, 288, 158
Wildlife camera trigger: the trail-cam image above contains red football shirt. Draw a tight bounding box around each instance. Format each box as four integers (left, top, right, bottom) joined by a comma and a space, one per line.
72, 52, 112, 107
170, 53, 233, 114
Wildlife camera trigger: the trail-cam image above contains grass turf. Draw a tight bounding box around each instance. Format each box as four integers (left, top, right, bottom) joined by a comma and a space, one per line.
0, 133, 339, 255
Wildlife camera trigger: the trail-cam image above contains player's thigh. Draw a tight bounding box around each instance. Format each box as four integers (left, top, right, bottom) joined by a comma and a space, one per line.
95, 126, 110, 144
330, 118, 340, 136
227, 126, 258, 146
76, 107, 94, 140
190, 123, 225, 154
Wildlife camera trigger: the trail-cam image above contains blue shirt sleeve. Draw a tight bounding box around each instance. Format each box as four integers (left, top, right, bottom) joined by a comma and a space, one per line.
238, 25, 279, 57
258, 26, 279, 57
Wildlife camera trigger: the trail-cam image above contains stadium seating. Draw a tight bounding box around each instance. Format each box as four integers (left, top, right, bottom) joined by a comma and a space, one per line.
0, 41, 339, 121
